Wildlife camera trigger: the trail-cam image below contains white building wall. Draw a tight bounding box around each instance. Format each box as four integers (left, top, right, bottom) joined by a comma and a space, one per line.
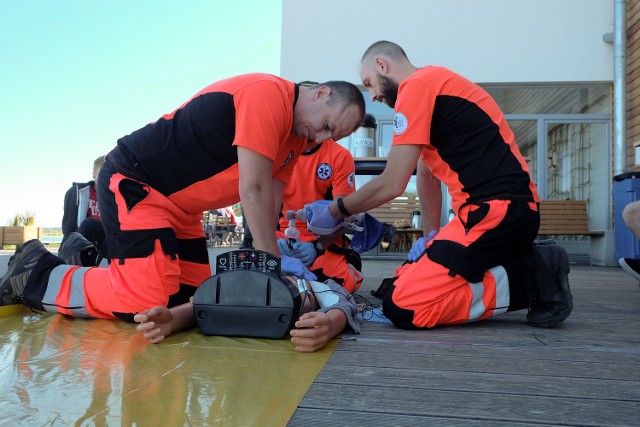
281, 0, 614, 84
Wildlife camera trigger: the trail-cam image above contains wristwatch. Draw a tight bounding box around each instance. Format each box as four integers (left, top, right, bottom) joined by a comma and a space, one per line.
313, 239, 325, 255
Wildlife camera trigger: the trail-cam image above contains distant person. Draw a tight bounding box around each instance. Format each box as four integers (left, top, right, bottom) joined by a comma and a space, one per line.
240, 212, 253, 249
205, 206, 238, 245
222, 206, 239, 244
618, 200, 640, 280
0, 73, 365, 334
59, 155, 107, 267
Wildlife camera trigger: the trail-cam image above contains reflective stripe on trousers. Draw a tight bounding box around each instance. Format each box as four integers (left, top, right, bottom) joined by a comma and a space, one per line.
42, 265, 91, 318
467, 265, 509, 321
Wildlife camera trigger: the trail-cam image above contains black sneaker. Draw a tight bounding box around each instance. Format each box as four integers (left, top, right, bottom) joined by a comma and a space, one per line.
0, 239, 49, 305
619, 258, 640, 282
527, 240, 573, 328
58, 232, 95, 265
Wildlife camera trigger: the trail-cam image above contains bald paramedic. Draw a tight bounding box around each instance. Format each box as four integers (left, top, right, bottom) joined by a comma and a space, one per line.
305, 41, 573, 330
0, 73, 365, 323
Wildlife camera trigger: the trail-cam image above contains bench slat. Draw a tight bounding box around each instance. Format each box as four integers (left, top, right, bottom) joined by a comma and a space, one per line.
538, 200, 603, 236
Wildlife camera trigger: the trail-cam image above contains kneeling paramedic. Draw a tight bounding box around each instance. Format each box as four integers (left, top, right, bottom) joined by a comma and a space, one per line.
0, 75, 365, 324
303, 40, 573, 330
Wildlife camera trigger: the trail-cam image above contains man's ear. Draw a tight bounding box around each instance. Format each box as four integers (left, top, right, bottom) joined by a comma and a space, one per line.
375, 56, 389, 74
313, 85, 332, 101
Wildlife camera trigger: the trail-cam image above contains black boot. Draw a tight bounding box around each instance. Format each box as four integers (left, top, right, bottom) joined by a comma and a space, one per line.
527, 239, 573, 328
58, 232, 97, 266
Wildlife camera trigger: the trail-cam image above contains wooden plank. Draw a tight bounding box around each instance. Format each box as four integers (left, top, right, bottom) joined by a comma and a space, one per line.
290, 408, 538, 426
316, 364, 640, 400
298, 383, 640, 426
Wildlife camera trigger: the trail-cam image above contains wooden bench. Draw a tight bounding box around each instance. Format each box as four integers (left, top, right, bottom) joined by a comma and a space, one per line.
538, 200, 604, 237
366, 198, 604, 254
367, 198, 423, 251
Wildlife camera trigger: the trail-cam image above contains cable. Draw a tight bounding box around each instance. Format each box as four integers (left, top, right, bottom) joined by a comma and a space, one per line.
353, 292, 387, 321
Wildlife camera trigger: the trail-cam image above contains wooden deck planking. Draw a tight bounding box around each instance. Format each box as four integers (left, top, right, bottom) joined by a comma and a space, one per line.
289, 262, 640, 426
1, 248, 638, 426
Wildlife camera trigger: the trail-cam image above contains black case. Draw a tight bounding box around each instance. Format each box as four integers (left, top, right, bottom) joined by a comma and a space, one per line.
192, 269, 302, 339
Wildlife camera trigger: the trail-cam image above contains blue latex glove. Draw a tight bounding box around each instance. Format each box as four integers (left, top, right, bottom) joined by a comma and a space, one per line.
407, 230, 438, 262
281, 255, 317, 281
277, 238, 293, 257
291, 241, 317, 266
304, 200, 342, 235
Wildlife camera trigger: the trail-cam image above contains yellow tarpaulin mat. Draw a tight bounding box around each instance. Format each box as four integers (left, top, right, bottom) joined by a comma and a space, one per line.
0, 307, 338, 426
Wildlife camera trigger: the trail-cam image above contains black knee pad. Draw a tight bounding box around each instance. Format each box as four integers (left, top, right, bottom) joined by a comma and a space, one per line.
381, 285, 420, 330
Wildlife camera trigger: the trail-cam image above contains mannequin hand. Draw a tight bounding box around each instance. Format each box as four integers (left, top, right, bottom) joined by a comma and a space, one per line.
290, 311, 332, 352
134, 306, 174, 344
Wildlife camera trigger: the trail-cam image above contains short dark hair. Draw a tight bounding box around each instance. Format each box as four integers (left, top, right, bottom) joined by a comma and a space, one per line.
321, 80, 365, 117
361, 40, 409, 63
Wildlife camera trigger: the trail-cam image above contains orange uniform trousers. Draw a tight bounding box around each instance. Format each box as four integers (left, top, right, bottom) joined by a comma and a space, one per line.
39, 171, 212, 320
383, 200, 539, 328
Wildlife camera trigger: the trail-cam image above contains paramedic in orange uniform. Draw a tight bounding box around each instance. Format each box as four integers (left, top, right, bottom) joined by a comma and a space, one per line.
276, 137, 363, 293
0, 74, 365, 323
306, 41, 573, 329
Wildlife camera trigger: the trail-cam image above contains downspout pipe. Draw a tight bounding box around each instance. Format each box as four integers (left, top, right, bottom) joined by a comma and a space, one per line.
613, 0, 627, 176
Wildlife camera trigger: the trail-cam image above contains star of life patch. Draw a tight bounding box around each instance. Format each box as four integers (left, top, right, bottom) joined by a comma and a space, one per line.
347, 171, 355, 188
394, 112, 408, 135
316, 162, 332, 180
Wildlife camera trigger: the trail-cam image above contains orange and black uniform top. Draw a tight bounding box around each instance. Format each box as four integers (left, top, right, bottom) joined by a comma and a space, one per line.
108, 73, 306, 213
277, 139, 356, 241
392, 66, 540, 211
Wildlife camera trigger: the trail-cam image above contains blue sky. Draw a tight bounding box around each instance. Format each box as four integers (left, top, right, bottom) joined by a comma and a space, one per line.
0, 1, 282, 227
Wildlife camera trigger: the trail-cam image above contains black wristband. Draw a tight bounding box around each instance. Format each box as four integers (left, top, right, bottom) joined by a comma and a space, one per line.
336, 197, 352, 217
313, 239, 325, 255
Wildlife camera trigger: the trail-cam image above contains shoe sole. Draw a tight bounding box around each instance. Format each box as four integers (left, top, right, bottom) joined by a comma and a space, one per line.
0, 239, 47, 303
618, 258, 640, 282
528, 304, 573, 328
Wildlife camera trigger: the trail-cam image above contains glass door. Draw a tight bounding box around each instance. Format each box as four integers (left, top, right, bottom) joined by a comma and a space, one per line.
508, 119, 538, 183
544, 120, 610, 230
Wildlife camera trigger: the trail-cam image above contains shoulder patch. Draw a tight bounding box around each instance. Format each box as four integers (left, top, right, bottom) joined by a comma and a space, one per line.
316, 163, 332, 181
394, 112, 408, 135
347, 171, 355, 188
